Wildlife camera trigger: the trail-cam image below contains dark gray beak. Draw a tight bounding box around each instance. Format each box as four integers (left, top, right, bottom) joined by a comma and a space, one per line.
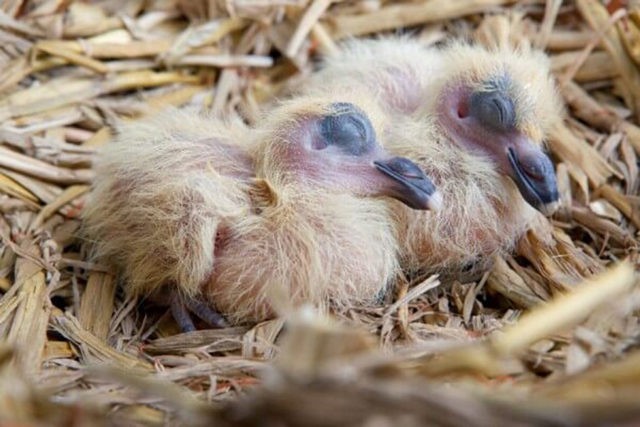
374, 157, 441, 210
507, 147, 558, 214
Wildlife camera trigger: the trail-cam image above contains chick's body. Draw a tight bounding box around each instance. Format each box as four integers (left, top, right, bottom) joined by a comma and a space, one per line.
84, 96, 437, 325
208, 185, 399, 322
300, 38, 562, 277
84, 109, 252, 300
386, 115, 530, 276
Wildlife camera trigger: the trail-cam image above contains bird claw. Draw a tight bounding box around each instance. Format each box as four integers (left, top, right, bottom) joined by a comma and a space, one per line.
170, 294, 229, 332
184, 298, 229, 328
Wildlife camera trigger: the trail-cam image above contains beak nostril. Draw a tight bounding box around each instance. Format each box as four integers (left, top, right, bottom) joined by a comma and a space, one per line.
524, 164, 543, 181
385, 157, 426, 179
520, 153, 552, 182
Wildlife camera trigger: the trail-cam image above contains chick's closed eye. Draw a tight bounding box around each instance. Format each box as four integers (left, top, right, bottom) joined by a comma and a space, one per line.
468, 88, 516, 131
317, 103, 374, 156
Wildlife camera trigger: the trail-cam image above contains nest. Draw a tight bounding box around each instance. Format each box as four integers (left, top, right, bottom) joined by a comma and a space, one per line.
0, 1, 639, 426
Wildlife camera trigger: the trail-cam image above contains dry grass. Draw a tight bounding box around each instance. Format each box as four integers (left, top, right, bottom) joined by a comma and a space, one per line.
0, 0, 639, 426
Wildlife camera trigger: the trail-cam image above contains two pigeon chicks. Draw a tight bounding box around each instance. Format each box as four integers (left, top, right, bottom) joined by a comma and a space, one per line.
84, 38, 561, 330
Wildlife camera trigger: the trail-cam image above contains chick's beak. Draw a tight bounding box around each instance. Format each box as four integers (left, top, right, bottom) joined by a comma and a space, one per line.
505, 139, 558, 215
374, 157, 441, 210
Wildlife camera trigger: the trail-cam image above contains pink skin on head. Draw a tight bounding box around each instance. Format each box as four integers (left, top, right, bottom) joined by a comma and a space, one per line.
436, 83, 558, 212
270, 110, 439, 211
438, 84, 523, 173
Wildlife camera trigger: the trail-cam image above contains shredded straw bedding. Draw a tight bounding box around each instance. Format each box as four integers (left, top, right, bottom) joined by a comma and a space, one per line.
0, 1, 639, 426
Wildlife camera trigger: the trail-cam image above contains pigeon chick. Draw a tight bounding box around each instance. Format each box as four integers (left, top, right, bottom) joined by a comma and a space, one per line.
84, 95, 440, 329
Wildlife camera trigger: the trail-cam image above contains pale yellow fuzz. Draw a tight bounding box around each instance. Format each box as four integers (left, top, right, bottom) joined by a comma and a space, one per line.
83, 96, 402, 324
83, 108, 251, 300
